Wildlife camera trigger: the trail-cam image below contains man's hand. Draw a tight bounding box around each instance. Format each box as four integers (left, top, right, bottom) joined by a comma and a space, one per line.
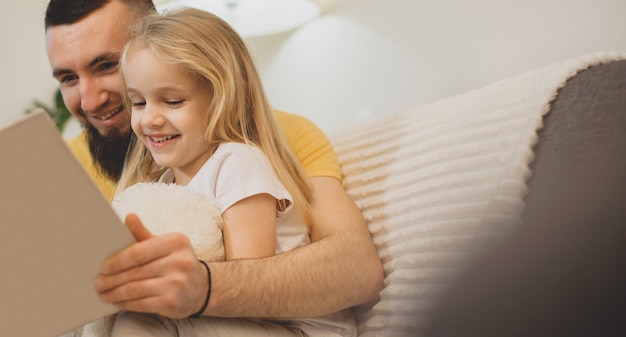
94, 213, 208, 318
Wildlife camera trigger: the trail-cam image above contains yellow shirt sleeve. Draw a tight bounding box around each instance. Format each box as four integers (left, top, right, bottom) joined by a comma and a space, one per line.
275, 110, 342, 182
65, 131, 117, 202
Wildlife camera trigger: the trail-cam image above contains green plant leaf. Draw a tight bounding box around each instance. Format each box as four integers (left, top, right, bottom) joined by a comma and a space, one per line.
29, 88, 72, 132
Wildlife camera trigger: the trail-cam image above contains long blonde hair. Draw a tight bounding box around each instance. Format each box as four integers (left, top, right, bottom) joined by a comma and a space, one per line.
118, 8, 313, 225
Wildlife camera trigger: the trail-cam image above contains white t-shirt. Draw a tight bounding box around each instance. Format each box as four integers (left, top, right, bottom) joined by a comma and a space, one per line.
160, 142, 356, 337
159, 142, 311, 254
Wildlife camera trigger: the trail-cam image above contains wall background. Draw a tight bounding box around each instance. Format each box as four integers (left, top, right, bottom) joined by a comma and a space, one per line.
2, 0, 626, 135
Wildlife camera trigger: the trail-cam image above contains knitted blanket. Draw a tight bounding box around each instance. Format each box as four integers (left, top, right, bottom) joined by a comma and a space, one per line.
329, 52, 626, 337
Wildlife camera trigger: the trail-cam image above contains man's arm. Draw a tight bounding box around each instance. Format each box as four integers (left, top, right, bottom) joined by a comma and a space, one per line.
96, 178, 384, 319
205, 176, 384, 318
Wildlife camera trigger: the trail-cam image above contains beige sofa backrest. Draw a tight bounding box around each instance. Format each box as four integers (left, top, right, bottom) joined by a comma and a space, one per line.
329, 52, 626, 336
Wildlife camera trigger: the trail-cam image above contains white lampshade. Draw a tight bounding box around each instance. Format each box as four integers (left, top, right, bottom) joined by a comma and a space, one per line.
153, 0, 328, 38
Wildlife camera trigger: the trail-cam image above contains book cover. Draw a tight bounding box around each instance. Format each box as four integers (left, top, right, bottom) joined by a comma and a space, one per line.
0, 111, 135, 337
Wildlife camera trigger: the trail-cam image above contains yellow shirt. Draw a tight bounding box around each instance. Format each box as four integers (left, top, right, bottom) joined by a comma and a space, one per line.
66, 110, 341, 202
66, 131, 117, 201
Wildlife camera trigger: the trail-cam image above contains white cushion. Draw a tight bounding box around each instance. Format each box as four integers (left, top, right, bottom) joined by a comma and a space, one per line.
330, 52, 626, 336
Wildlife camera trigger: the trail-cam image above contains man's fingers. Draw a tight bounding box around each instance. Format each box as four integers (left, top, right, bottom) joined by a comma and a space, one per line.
125, 213, 154, 242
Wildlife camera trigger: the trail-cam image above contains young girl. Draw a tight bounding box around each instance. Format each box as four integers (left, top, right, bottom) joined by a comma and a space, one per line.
113, 7, 356, 337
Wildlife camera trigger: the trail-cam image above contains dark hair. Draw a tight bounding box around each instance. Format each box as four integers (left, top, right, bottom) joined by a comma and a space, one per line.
45, 0, 155, 28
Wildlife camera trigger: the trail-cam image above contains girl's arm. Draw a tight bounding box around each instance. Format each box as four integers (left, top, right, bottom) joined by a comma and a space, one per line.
221, 193, 277, 259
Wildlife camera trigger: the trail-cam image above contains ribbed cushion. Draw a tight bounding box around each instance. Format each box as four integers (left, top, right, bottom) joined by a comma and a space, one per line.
330, 52, 626, 336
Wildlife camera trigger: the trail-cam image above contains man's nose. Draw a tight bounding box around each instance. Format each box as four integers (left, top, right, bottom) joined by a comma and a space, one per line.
79, 77, 108, 113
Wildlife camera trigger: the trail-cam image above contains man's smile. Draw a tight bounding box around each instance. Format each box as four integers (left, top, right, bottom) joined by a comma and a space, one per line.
93, 105, 124, 121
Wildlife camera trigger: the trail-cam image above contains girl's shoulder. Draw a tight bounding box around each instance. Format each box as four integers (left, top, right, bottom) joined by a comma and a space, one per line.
213, 142, 263, 158
213, 142, 266, 163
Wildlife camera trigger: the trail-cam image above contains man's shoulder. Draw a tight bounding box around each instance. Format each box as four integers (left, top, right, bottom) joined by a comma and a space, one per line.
274, 109, 326, 141
272, 109, 341, 179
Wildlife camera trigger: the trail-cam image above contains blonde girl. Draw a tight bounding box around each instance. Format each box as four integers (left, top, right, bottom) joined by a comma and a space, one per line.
112, 7, 356, 337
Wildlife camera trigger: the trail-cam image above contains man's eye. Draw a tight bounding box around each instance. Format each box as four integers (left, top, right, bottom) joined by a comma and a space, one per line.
58, 74, 78, 85
99, 61, 119, 72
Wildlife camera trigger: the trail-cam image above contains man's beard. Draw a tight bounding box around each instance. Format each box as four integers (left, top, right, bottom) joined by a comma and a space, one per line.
85, 123, 133, 183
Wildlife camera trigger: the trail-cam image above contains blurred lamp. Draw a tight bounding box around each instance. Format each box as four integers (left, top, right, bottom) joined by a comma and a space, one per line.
153, 0, 331, 38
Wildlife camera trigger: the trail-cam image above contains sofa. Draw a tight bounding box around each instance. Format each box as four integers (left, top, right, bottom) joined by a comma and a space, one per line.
328, 52, 626, 337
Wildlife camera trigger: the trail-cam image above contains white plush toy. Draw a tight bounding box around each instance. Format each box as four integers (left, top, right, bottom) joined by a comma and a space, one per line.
112, 182, 224, 262
72, 182, 225, 337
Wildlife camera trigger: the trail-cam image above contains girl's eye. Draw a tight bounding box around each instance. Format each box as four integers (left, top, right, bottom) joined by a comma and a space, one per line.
131, 101, 146, 107
167, 100, 184, 107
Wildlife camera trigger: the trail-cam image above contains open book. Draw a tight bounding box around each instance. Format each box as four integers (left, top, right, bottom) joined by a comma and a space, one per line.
0, 110, 135, 337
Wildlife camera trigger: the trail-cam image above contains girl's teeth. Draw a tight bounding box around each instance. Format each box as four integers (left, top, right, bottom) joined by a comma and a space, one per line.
152, 135, 175, 143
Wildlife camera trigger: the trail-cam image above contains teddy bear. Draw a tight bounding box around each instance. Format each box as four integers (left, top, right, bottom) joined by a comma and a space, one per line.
69, 182, 225, 337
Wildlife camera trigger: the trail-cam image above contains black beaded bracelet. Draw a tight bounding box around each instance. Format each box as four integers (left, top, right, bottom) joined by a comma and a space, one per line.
189, 260, 211, 318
